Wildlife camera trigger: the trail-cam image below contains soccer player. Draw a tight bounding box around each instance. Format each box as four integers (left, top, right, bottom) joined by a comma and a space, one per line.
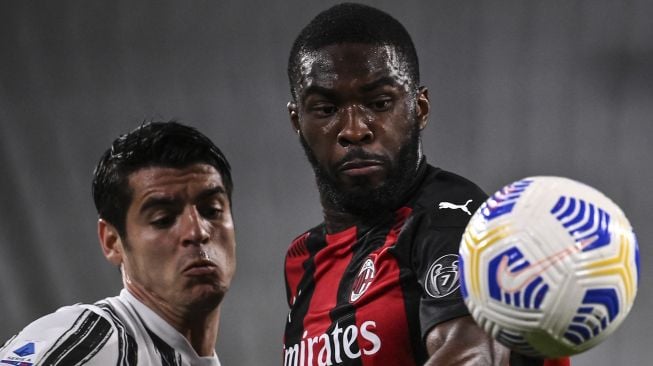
0, 122, 235, 365
282, 4, 568, 366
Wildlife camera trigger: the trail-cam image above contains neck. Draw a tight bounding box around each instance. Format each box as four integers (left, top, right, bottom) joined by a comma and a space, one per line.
320, 197, 394, 234
180, 307, 221, 357
124, 280, 221, 357
322, 205, 359, 233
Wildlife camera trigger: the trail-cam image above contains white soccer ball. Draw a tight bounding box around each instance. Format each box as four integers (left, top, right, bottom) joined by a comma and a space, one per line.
458, 176, 639, 357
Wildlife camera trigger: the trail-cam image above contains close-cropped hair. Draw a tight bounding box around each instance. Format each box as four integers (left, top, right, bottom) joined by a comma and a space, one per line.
92, 121, 232, 237
288, 2, 420, 101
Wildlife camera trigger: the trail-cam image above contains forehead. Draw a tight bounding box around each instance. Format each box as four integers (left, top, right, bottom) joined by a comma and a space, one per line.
127, 164, 224, 199
296, 43, 411, 95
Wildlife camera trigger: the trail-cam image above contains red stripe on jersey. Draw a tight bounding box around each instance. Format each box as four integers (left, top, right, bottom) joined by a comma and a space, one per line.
544, 358, 570, 366
285, 232, 311, 305
356, 207, 415, 365
303, 226, 357, 337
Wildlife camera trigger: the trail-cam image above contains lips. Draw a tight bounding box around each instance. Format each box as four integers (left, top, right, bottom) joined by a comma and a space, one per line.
338, 159, 384, 176
183, 259, 217, 276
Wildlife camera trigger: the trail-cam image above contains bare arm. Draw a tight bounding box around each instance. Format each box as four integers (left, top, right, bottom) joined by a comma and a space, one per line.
424, 315, 510, 366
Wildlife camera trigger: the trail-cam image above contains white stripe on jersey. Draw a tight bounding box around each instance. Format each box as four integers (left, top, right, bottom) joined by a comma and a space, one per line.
0, 289, 221, 366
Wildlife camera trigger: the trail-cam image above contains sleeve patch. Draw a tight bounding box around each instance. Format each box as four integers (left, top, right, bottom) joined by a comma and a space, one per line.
424, 254, 461, 298
1, 340, 45, 365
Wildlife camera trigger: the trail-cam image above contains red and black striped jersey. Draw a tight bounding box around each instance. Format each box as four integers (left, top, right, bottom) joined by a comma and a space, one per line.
283, 163, 486, 365
283, 163, 569, 366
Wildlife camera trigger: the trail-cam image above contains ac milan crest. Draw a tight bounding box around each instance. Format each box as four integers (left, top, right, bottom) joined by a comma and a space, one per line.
350, 258, 376, 302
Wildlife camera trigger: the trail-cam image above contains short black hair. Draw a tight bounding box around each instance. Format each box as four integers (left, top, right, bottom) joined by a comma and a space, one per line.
288, 3, 420, 101
92, 121, 232, 237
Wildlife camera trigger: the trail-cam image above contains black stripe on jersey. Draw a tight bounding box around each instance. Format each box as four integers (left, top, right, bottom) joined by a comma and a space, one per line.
41, 310, 113, 365
39, 309, 89, 363
284, 229, 328, 347
392, 212, 433, 364
396, 254, 428, 363
327, 219, 393, 366
146, 327, 181, 366
334, 220, 392, 307
96, 303, 138, 366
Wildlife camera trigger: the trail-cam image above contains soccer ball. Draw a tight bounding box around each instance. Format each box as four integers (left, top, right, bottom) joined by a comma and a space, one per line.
459, 176, 639, 357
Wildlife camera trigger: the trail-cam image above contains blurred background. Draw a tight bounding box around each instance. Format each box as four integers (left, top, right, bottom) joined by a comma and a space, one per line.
0, 1, 650, 364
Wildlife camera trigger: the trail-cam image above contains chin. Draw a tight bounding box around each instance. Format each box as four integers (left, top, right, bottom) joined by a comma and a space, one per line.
186, 282, 229, 311
188, 292, 225, 314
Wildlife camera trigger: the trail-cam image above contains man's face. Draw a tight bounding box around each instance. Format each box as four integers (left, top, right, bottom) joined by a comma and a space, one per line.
118, 163, 236, 312
289, 43, 429, 215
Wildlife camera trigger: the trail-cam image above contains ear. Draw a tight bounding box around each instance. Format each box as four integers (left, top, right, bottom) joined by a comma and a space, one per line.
416, 86, 430, 131
288, 101, 300, 134
98, 219, 124, 266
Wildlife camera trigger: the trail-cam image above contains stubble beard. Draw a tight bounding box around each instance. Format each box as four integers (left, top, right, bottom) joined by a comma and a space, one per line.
121, 238, 226, 316
300, 120, 421, 219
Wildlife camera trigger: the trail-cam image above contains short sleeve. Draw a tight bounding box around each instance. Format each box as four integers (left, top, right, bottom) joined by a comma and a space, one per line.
0, 305, 119, 365
411, 215, 471, 340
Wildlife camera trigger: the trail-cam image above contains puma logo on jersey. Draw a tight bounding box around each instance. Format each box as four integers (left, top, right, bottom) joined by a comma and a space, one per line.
438, 199, 473, 215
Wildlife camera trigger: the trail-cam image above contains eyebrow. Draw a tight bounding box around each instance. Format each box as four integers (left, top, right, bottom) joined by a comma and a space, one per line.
359, 76, 399, 93
139, 186, 227, 214
139, 196, 178, 215
196, 186, 227, 201
301, 85, 339, 103
301, 76, 400, 103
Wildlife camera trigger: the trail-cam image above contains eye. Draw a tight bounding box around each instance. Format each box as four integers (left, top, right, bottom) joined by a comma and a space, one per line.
199, 205, 223, 220
309, 103, 338, 118
368, 98, 393, 112
151, 215, 175, 229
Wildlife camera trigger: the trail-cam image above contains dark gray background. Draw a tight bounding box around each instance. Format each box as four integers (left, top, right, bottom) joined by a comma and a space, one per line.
0, 1, 650, 364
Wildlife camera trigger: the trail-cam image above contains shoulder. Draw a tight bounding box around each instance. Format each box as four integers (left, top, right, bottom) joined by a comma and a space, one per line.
409, 166, 487, 228
413, 166, 487, 209
285, 223, 326, 260
0, 303, 120, 365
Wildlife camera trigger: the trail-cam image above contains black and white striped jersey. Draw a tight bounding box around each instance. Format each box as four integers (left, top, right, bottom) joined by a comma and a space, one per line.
0, 289, 221, 366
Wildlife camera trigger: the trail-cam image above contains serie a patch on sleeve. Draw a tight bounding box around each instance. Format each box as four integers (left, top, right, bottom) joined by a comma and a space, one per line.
1, 340, 45, 366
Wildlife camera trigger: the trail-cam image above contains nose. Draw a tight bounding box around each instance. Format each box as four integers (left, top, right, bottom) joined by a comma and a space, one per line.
337, 106, 373, 147
180, 206, 210, 246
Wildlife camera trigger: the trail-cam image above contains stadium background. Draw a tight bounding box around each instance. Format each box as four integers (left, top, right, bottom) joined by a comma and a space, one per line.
0, 1, 650, 364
